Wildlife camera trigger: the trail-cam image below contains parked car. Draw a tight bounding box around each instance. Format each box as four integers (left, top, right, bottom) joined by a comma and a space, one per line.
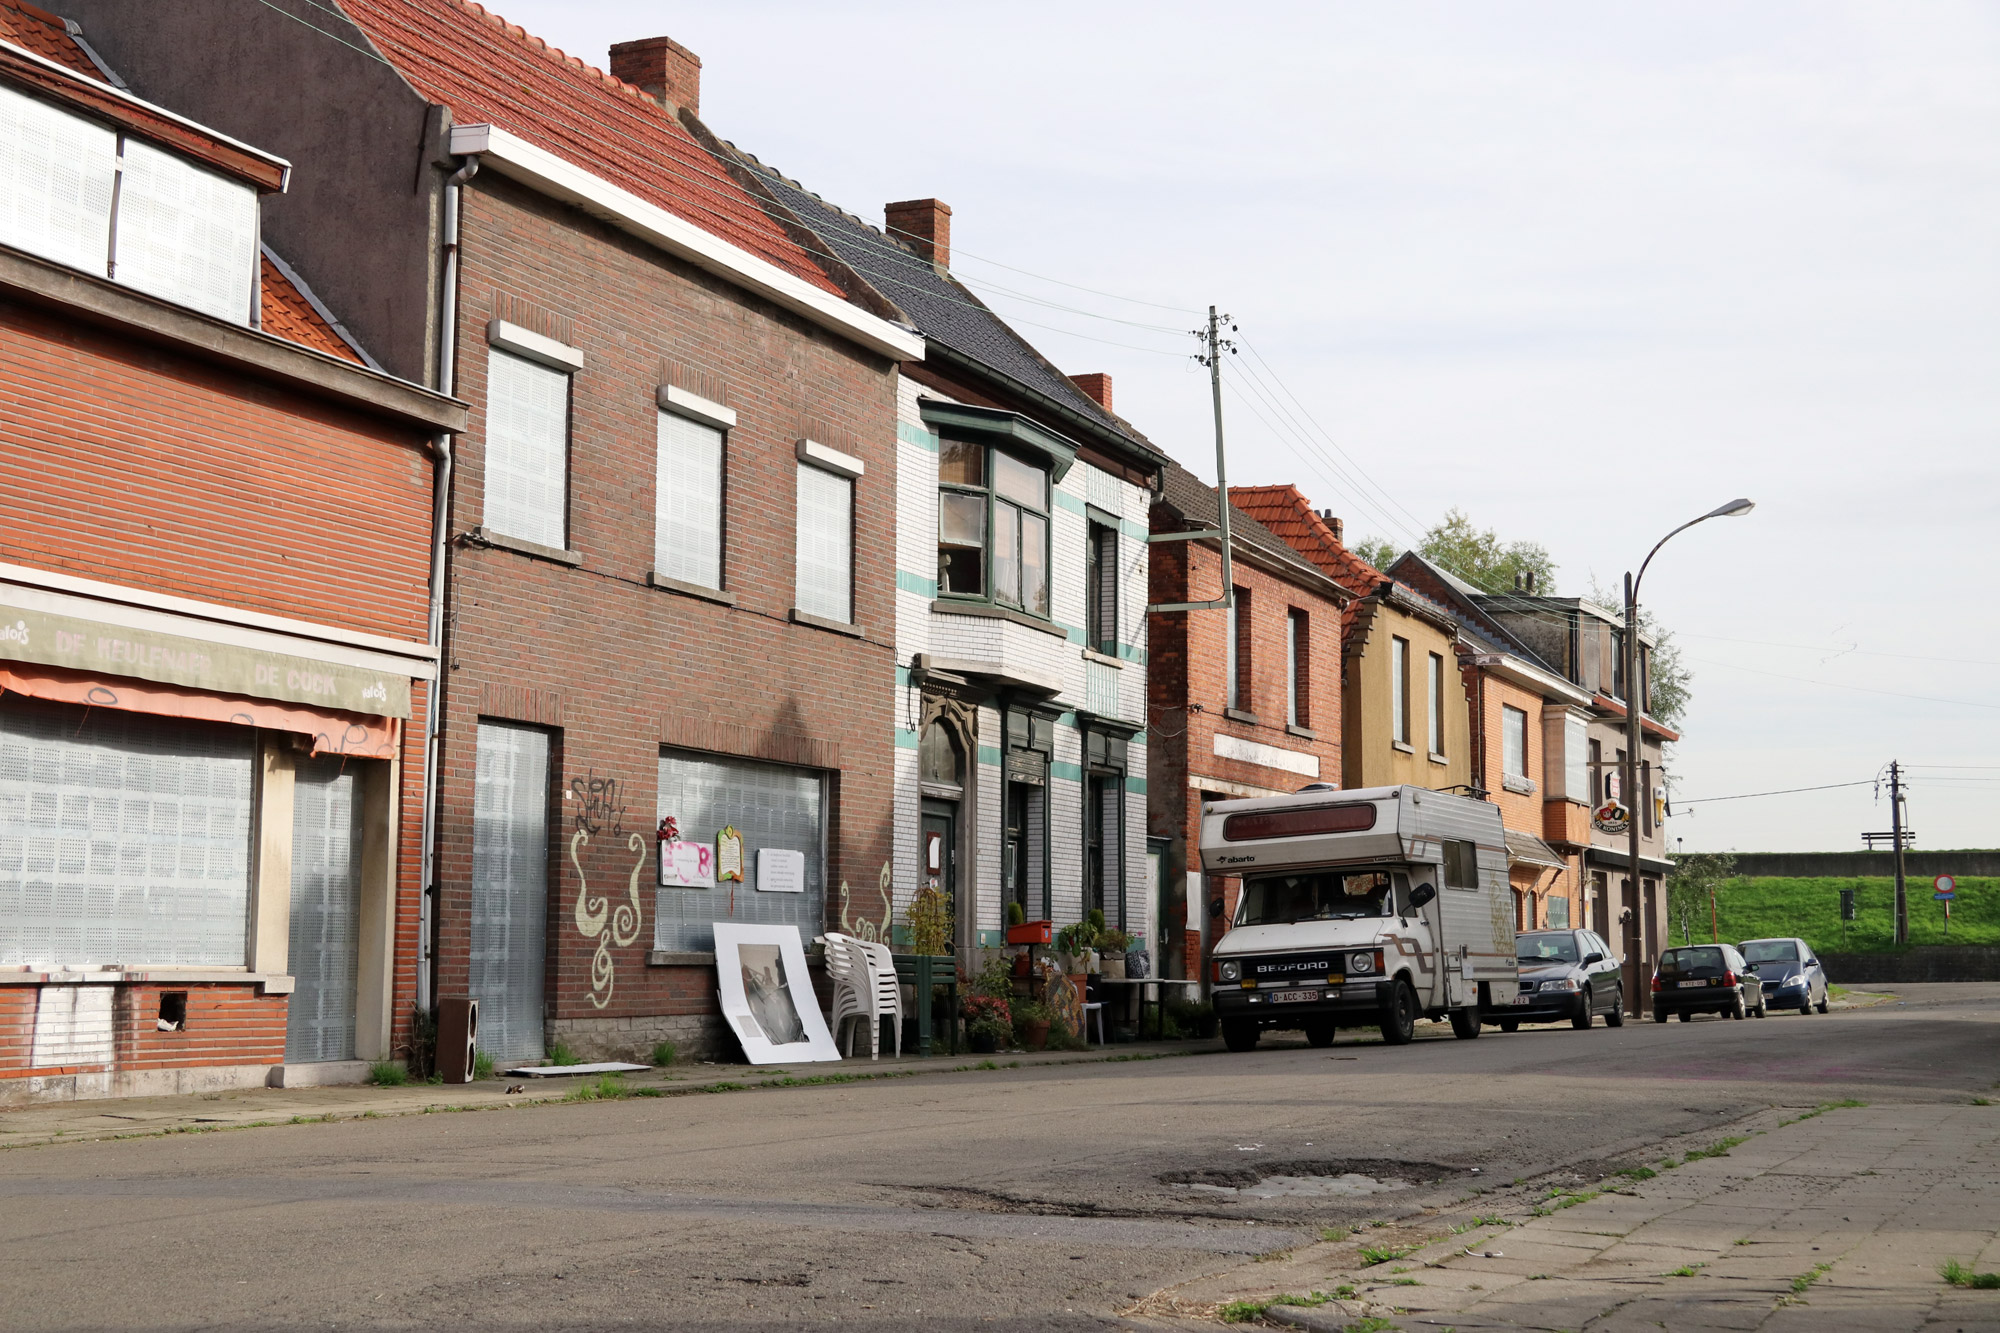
1740, 937, 1830, 1015
1651, 943, 1765, 1021
1487, 929, 1625, 1031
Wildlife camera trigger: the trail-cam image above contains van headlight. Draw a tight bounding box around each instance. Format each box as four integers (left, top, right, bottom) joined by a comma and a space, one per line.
1218, 960, 1242, 983
1349, 951, 1376, 975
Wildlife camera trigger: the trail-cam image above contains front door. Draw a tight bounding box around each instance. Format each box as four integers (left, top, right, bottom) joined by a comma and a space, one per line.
921, 800, 956, 953
286, 756, 364, 1064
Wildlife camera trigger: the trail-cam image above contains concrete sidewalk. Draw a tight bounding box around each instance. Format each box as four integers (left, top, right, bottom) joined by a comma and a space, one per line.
0, 1040, 1209, 1152
1201, 1102, 2000, 1331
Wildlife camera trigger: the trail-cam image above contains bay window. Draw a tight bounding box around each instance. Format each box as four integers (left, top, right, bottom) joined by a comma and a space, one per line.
937, 439, 1050, 617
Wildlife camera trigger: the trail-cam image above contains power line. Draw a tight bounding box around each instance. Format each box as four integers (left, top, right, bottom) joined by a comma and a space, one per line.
1677, 630, 2000, 668
1677, 780, 1876, 807
1682, 656, 2000, 711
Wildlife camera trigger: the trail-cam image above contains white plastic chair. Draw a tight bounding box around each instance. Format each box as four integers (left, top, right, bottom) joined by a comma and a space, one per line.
1081, 1001, 1106, 1046
826, 933, 902, 1059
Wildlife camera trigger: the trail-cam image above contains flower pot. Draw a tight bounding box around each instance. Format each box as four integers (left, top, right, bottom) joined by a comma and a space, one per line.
968, 1030, 1000, 1054
1021, 1019, 1050, 1051
1006, 920, 1052, 946
1011, 951, 1031, 978
1099, 954, 1126, 981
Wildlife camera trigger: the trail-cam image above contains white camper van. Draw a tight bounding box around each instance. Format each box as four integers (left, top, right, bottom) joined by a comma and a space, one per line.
1200, 784, 1516, 1051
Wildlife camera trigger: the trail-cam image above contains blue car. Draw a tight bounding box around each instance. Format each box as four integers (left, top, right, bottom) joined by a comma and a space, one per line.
1740, 937, 1830, 1015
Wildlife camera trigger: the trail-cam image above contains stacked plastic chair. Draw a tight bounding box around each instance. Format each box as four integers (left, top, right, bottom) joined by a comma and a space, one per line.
824, 932, 903, 1059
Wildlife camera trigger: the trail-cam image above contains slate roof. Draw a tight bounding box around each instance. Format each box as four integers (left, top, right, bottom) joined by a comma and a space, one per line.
724, 144, 1162, 464
1156, 462, 1345, 594
0, 1, 366, 364
332, 0, 843, 297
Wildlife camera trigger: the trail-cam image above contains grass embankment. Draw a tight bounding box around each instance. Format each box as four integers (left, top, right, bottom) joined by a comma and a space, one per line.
1685, 876, 2000, 956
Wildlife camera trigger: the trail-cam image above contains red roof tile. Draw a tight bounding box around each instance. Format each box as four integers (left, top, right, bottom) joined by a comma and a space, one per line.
334, 0, 842, 297
0, 0, 99, 77
1229, 484, 1388, 598
259, 256, 363, 364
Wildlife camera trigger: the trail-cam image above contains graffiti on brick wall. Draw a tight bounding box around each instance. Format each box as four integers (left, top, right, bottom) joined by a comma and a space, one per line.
838, 860, 894, 943
566, 770, 644, 1009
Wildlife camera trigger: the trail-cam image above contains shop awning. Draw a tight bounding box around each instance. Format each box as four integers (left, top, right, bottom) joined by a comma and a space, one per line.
1505, 828, 1569, 871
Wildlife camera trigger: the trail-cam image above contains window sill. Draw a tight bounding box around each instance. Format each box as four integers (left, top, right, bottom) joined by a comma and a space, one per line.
1082, 647, 1123, 669
790, 608, 862, 638
929, 598, 1068, 640
1428, 752, 1449, 766
1286, 723, 1318, 741
647, 950, 716, 967
648, 571, 736, 606
0, 968, 293, 994
1224, 707, 1260, 726
1502, 774, 1537, 795
467, 526, 581, 567
1391, 739, 1415, 754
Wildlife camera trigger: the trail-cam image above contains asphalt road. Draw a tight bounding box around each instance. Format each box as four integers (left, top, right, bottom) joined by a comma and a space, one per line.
3, 985, 1996, 1332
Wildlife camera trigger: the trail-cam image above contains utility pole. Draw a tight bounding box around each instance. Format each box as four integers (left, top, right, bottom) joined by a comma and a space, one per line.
1623, 571, 1645, 1009
1145, 306, 1237, 614
1890, 760, 1908, 945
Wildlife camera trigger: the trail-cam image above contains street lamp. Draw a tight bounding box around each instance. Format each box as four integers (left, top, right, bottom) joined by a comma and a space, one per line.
1621, 498, 1753, 1009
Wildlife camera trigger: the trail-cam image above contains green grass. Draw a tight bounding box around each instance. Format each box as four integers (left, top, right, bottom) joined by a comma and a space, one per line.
1792, 1262, 1832, 1293
1215, 1286, 1354, 1323
1667, 1262, 1707, 1277
1359, 1243, 1420, 1265
1941, 1259, 2000, 1289
472, 1051, 495, 1080
548, 1041, 581, 1067
1530, 1188, 1601, 1217
649, 1041, 677, 1067
367, 1059, 408, 1087
1697, 875, 2000, 956
565, 1072, 627, 1101
1682, 1135, 1749, 1161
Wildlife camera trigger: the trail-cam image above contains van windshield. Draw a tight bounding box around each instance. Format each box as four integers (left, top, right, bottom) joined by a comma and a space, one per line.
1237, 869, 1397, 927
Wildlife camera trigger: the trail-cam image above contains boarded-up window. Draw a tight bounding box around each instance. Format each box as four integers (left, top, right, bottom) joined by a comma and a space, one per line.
286, 756, 363, 1064
114, 137, 257, 322
471, 722, 549, 1061
795, 463, 852, 623
0, 700, 253, 968
0, 83, 116, 274
1502, 704, 1529, 779
654, 751, 825, 952
656, 410, 724, 589
484, 350, 569, 550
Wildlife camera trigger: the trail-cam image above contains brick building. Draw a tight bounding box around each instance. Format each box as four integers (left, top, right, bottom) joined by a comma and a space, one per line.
67, 0, 922, 1061
1148, 466, 1351, 982
0, 4, 462, 1101
730, 164, 1168, 964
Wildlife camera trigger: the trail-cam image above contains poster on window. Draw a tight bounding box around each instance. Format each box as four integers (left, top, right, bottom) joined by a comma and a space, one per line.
758, 847, 806, 893
713, 923, 840, 1063
716, 826, 745, 882
659, 840, 715, 888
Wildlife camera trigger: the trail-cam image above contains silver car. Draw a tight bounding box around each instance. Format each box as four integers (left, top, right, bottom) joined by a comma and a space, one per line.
1486, 929, 1627, 1031
1740, 937, 1830, 1015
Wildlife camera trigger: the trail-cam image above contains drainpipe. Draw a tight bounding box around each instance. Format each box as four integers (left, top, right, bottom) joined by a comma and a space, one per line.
417, 152, 479, 1011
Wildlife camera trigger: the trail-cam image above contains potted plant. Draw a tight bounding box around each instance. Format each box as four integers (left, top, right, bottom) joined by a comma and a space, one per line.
1096, 927, 1133, 980
1013, 998, 1053, 1051
1055, 919, 1101, 975
963, 993, 1012, 1053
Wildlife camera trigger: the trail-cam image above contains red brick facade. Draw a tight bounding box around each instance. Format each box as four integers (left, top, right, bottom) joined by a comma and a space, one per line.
429, 177, 900, 1058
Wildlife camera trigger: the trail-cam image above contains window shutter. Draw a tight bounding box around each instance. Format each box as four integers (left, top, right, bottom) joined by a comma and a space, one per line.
0, 84, 116, 275
113, 137, 258, 322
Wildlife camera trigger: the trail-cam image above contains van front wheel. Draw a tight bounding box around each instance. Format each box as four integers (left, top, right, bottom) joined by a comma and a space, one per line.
1449, 1007, 1481, 1040
1222, 1020, 1261, 1053
1379, 979, 1418, 1046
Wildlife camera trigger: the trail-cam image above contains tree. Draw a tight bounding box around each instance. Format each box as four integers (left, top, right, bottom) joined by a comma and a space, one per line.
1588, 577, 1692, 730
1666, 851, 1737, 946
1352, 509, 1556, 593
1350, 536, 1401, 572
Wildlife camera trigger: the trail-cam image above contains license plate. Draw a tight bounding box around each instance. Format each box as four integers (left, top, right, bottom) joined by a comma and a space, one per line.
1273, 989, 1319, 1004
1512, 994, 1533, 1005
1678, 979, 1708, 988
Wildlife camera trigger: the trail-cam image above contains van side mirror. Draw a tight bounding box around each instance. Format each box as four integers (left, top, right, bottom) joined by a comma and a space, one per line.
1208, 898, 1225, 920
1409, 884, 1437, 910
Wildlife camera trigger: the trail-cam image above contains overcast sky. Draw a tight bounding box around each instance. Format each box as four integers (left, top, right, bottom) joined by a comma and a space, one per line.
493, 1, 1999, 856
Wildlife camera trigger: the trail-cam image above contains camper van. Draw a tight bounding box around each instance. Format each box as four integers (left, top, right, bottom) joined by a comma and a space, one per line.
1199, 784, 1516, 1051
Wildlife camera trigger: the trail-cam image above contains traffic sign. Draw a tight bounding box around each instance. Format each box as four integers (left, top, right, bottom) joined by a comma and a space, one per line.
1934, 874, 1957, 901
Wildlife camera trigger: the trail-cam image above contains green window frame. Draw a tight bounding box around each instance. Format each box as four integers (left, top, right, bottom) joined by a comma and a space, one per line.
936, 438, 1051, 619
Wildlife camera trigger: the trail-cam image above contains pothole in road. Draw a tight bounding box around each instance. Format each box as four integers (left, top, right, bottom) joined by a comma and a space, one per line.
1177, 1171, 1410, 1200
1160, 1157, 1457, 1201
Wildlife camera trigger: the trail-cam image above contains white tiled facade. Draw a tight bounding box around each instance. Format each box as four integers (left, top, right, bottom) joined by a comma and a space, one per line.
891, 377, 1151, 949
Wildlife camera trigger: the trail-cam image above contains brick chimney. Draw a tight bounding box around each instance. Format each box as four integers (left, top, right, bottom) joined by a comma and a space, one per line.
1069, 373, 1112, 412
1319, 508, 1344, 542
609, 36, 701, 116
885, 198, 951, 269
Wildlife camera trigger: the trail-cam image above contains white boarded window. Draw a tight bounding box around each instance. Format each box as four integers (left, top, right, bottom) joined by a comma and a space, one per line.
1427, 652, 1445, 756
113, 137, 258, 322
484, 349, 569, 550
471, 722, 549, 1062
656, 410, 724, 589
796, 462, 852, 623
1503, 704, 1529, 779
0, 701, 253, 969
0, 83, 116, 273
1391, 636, 1410, 745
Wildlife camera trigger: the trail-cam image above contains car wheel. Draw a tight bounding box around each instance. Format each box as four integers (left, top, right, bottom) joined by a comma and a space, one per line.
1678, 1010, 1692, 1022
1500, 1019, 1519, 1033
1450, 1007, 1482, 1040
1799, 996, 1812, 1016
1605, 988, 1625, 1027
1571, 987, 1594, 1030
1731, 991, 1746, 1020
1305, 1021, 1336, 1048
1652, 1006, 1669, 1023
1817, 989, 1830, 1015
1222, 1020, 1260, 1053
1378, 978, 1418, 1046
